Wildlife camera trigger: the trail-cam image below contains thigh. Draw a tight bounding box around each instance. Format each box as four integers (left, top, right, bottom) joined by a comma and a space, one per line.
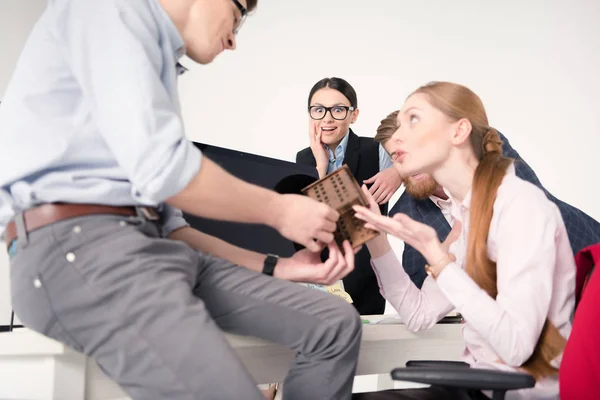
11, 215, 265, 400
193, 252, 361, 351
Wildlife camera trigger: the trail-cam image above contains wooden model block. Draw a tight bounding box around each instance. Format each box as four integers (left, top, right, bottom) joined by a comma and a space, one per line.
302, 164, 379, 248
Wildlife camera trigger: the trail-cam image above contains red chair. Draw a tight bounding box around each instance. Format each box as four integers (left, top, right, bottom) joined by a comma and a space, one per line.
560, 243, 600, 399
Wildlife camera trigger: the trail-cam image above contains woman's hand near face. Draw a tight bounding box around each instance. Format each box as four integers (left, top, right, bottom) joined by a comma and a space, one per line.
309, 121, 329, 178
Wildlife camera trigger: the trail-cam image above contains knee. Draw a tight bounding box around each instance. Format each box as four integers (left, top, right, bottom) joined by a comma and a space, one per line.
342, 301, 363, 340
327, 300, 362, 349
303, 295, 362, 359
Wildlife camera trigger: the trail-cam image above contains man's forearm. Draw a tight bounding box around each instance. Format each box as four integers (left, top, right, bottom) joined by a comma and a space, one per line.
168, 226, 265, 272
167, 157, 281, 227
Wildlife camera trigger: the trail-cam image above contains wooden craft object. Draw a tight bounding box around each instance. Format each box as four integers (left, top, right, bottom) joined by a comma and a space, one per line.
302, 164, 379, 248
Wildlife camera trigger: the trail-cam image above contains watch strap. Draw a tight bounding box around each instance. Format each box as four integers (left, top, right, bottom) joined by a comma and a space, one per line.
262, 253, 279, 276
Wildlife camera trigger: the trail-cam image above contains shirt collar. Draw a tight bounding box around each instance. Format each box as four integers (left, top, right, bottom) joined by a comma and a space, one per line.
150, 0, 186, 62
326, 130, 350, 161
176, 62, 188, 76
446, 161, 516, 217
429, 195, 453, 212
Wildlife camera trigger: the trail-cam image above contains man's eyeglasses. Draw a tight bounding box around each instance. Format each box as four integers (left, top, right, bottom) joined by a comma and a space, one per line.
231, 0, 247, 35
308, 105, 355, 121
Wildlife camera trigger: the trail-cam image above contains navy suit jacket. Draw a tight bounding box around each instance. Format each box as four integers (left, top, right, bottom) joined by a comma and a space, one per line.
389, 131, 600, 288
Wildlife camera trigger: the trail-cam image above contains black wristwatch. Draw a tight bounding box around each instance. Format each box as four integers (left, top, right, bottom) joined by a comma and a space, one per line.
262, 253, 279, 276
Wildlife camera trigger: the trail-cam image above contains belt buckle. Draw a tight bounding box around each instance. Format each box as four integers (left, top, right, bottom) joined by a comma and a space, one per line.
139, 207, 160, 221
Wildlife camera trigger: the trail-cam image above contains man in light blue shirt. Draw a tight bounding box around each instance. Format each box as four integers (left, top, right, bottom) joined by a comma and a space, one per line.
0, 1, 362, 399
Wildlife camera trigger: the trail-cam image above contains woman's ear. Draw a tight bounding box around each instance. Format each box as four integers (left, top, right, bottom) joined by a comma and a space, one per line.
350, 108, 360, 124
452, 118, 472, 145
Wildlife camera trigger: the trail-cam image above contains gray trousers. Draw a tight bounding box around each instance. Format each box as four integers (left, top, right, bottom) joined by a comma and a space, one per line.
9, 213, 362, 400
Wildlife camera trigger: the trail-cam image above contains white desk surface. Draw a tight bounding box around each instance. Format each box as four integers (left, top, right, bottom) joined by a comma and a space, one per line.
0, 318, 465, 400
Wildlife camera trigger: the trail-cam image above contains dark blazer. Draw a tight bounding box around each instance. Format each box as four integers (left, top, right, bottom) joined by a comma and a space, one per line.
390, 131, 600, 289
296, 129, 387, 315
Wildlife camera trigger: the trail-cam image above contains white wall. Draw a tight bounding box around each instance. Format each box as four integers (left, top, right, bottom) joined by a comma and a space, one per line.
179, 0, 600, 219
1, 0, 599, 325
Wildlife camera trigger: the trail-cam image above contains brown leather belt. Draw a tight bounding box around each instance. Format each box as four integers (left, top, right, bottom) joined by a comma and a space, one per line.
4, 203, 159, 246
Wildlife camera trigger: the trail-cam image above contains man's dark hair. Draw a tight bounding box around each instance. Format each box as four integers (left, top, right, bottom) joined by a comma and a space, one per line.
307, 77, 358, 108
247, 0, 258, 12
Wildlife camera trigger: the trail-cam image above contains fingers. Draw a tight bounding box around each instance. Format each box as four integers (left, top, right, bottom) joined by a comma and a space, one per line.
391, 213, 440, 249
360, 185, 380, 212
391, 214, 420, 236
323, 242, 346, 284
309, 122, 316, 142
364, 222, 379, 231
304, 239, 322, 252
392, 213, 415, 225
314, 230, 334, 245
368, 179, 381, 195
298, 241, 354, 285
316, 243, 339, 284
324, 241, 355, 285
363, 174, 377, 184
312, 203, 339, 233
322, 219, 337, 233
354, 207, 405, 237
372, 186, 387, 204
393, 213, 424, 231
354, 204, 384, 225
321, 204, 340, 222
299, 203, 339, 250
314, 203, 338, 230
343, 240, 356, 267
353, 204, 377, 225
381, 191, 394, 204
338, 240, 356, 280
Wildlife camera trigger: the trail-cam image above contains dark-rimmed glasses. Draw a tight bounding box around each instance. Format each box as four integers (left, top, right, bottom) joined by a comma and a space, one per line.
308, 105, 355, 120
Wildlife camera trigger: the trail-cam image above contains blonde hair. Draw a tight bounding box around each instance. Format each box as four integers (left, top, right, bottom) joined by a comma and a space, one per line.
411, 81, 566, 381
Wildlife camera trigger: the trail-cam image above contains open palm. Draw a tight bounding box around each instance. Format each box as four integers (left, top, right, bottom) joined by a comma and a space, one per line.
354, 186, 461, 262
278, 241, 355, 285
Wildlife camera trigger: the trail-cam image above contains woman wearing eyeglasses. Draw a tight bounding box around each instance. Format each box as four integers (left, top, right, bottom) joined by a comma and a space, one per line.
296, 77, 402, 316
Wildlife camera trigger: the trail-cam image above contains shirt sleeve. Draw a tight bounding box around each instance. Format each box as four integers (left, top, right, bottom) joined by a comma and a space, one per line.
56, 0, 201, 204
378, 144, 393, 171
435, 184, 559, 366
371, 247, 454, 331
159, 204, 190, 238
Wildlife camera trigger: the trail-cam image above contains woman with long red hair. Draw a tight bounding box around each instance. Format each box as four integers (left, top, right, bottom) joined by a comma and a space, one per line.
353, 81, 575, 400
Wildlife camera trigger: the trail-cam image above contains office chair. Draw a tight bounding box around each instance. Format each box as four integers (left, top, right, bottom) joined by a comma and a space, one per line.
390, 243, 599, 400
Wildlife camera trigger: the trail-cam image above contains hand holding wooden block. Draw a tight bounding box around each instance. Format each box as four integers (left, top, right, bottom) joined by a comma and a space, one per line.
302, 164, 379, 248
